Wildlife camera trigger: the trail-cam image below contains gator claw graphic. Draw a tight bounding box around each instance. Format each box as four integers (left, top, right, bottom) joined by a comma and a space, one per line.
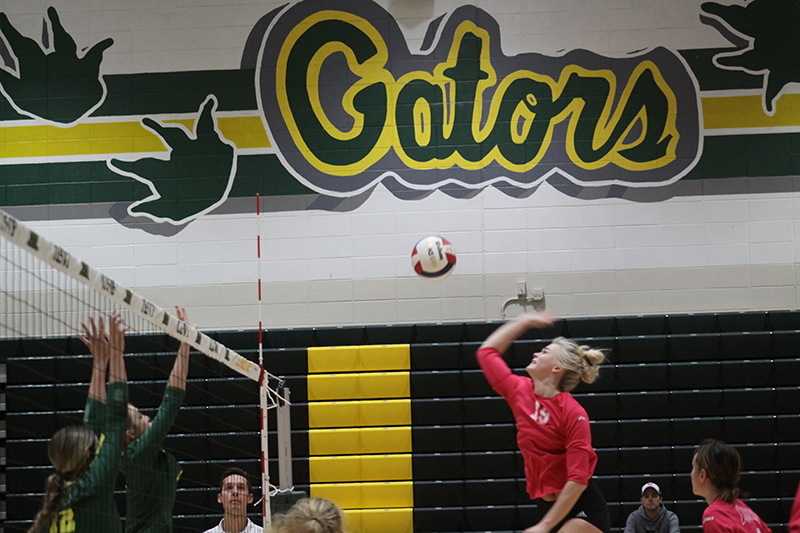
0, 6, 113, 124
701, 0, 800, 114
108, 95, 237, 226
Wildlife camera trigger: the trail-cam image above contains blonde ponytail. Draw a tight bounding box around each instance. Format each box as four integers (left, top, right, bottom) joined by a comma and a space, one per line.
28, 473, 67, 533
29, 426, 98, 533
551, 337, 608, 392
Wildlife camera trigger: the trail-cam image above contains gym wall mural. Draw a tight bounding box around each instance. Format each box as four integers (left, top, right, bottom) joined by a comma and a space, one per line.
0, 0, 796, 236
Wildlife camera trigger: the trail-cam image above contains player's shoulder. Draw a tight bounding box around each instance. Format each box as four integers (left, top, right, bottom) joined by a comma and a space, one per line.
559, 392, 590, 419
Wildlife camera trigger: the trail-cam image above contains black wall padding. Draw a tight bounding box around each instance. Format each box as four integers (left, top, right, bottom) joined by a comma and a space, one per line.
5, 310, 800, 533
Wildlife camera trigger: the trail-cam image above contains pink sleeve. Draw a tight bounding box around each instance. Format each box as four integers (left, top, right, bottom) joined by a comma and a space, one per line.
790, 481, 800, 533
563, 401, 597, 485
476, 346, 524, 400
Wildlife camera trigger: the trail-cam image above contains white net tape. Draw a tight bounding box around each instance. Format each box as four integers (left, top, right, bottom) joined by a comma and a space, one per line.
0, 209, 271, 384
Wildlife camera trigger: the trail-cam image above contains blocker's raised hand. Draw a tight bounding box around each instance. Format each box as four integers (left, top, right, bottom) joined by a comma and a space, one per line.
0, 7, 113, 124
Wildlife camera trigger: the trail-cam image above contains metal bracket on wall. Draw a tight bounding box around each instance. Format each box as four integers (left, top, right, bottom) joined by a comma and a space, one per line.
501, 282, 545, 319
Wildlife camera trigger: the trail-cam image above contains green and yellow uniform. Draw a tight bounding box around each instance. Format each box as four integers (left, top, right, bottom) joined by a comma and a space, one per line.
121, 386, 185, 533
52, 381, 128, 533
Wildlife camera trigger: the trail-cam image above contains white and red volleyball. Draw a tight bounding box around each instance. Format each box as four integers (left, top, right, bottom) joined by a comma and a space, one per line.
411, 236, 456, 280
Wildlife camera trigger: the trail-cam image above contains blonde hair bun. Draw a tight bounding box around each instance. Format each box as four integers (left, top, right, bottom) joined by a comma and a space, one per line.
552, 337, 608, 392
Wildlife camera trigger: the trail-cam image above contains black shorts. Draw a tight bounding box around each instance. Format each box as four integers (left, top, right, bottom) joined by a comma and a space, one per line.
534, 478, 611, 533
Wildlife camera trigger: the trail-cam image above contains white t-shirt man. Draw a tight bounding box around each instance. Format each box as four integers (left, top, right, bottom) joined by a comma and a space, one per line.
203, 469, 264, 533
203, 518, 262, 533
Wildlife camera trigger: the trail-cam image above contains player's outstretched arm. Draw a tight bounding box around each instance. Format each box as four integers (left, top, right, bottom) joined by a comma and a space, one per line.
168, 306, 191, 391
480, 311, 556, 355
79, 315, 111, 404
107, 310, 128, 384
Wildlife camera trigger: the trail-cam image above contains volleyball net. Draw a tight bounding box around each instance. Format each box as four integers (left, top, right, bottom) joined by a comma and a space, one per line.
0, 208, 291, 531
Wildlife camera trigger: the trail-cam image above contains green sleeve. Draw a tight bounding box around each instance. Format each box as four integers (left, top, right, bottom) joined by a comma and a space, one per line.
83, 397, 106, 437
71, 381, 128, 503
131, 386, 185, 464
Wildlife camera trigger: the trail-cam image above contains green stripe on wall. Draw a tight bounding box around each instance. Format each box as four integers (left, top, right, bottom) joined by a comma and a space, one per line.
684, 133, 800, 180
0, 70, 259, 122
0, 154, 313, 208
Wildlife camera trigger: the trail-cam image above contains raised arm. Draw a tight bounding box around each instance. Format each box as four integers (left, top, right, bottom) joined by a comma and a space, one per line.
79, 315, 110, 404
168, 306, 191, 391
107, 310, 128, 384
480, 312, 556, 354
133, 307, 190, 459
69, 312, 129, 509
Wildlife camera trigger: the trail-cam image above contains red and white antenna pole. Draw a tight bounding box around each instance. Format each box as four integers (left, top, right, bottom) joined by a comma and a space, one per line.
256, 194, 271, 528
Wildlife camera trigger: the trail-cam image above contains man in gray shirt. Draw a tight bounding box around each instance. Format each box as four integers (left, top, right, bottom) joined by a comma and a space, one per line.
624, 482, 680, 533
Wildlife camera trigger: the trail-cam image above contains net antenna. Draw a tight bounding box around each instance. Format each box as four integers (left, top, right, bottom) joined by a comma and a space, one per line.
0, 207, 285, 526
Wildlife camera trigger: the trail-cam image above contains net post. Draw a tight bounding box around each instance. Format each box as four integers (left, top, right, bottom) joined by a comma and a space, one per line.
255, 194, 272, 527
277, 383, 293, 489
259, 373, 272, 529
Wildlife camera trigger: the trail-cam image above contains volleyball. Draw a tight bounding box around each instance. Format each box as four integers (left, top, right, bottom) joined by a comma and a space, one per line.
411, 236, 456, 280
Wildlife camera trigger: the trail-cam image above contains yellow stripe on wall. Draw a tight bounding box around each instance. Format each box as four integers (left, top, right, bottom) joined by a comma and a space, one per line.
307, 344, 414, 533
343, 509, 414, 533
0, 115, 269, 159
309, 427, 412, 455
308, 344, 410, 373
306, 372, 410, 401
309, 454, 413, 483
309, 399, 411, 428
702, 93, 800, 129
310, 481, 414, 509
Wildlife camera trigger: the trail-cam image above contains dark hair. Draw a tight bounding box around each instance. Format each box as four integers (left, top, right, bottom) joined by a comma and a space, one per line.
29, 426, 98, 533
219, 467, 252, 493
694, 439, 741, 503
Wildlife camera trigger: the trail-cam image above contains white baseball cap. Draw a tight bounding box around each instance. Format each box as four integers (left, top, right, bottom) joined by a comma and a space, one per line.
641, 482, 662, 495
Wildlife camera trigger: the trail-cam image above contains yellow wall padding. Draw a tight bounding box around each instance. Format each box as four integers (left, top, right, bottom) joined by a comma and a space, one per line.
310, 482, 363, 508
307, 372, 410, 401
361, 454, 413, 481
308, 344, 410, 373
309, 399, 411, 428
309, 427, 412, 456
359, 372, 410, 398
310, 481, 413, 509
361, 508, 414, 533
360, 427, 413, 454
342, 509, 362, 533
341, 509, 414, 533
309, 455, 361, 483
309, 454, 413, 483
309, 401, 360, 428
358, 345, 410, 371
308, 346, 360, 373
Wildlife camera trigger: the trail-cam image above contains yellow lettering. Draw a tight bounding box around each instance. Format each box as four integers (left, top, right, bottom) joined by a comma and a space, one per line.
50, 509, 75, 533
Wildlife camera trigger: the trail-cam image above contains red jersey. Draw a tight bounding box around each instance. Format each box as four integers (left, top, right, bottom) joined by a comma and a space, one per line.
476, 346, 597, 499
702, 498, 772, 533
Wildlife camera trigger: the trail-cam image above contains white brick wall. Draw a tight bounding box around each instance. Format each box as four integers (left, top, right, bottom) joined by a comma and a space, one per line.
3, 0, 800, 331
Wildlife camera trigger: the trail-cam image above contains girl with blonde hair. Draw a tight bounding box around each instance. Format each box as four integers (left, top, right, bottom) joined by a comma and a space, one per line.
29, 312, 129, 533
271, 497, 345, 533
477, 312, 609, 533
